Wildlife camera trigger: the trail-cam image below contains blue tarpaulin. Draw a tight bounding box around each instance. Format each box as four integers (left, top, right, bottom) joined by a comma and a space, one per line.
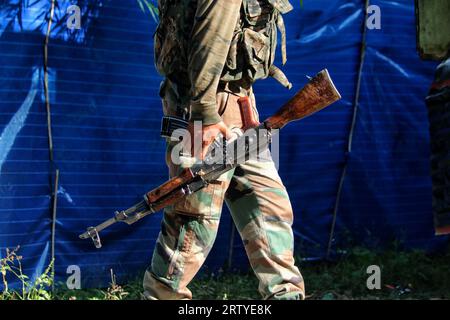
1, 0, 448, 288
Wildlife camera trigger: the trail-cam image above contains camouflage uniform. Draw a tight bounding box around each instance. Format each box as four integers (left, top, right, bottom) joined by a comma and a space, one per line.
143, 0, 305, 300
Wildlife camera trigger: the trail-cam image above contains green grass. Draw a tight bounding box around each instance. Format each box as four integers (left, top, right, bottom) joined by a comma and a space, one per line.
51, 247, 450, 300
2, 246, 450, 300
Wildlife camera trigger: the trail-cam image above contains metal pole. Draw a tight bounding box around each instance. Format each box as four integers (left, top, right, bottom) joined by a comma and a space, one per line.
43, 0, 57, 291
51, 169, 59, 292
326, 0, 370, 258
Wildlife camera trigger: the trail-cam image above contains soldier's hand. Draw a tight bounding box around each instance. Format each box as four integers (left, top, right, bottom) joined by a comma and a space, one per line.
188, 121, 232, 160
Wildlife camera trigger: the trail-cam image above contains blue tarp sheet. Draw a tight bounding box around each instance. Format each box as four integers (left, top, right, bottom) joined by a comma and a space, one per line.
1, 0, 448, 288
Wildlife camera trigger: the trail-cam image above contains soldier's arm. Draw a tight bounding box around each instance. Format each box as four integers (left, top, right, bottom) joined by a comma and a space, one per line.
188, 0, 242, 125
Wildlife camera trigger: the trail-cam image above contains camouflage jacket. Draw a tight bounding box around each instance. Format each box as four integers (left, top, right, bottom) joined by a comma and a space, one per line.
154, 0, 293, 125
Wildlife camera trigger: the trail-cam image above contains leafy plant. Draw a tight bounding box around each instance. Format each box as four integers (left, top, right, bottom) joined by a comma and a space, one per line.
5, 246, 450, 300
0, 246, 54, 300
103, 269, 129, 300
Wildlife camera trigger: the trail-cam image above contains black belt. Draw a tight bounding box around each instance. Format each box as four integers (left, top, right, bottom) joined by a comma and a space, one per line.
160, 116, 189, 139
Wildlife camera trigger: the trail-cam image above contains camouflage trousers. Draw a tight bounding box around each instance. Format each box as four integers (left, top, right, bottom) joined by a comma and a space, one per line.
143, 86, 305, 300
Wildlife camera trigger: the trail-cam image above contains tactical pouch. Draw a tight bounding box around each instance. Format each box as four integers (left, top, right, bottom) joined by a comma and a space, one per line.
222, 0, 293, 88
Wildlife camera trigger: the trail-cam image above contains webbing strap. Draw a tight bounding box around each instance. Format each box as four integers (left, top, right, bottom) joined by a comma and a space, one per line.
269, 65, 292, 89
276, 13, 287, 65
268, 12, 291, 89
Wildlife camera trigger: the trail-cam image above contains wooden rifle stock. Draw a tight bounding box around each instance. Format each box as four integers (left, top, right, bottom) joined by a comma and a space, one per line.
146, 168, 194, 203
264, 69, 341, 130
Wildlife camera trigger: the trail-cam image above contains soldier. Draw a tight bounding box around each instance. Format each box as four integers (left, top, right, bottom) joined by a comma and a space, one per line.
143, 0, 305, 300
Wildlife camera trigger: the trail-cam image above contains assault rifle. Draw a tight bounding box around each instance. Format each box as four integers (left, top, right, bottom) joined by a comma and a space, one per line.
79, 69, 341, 248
